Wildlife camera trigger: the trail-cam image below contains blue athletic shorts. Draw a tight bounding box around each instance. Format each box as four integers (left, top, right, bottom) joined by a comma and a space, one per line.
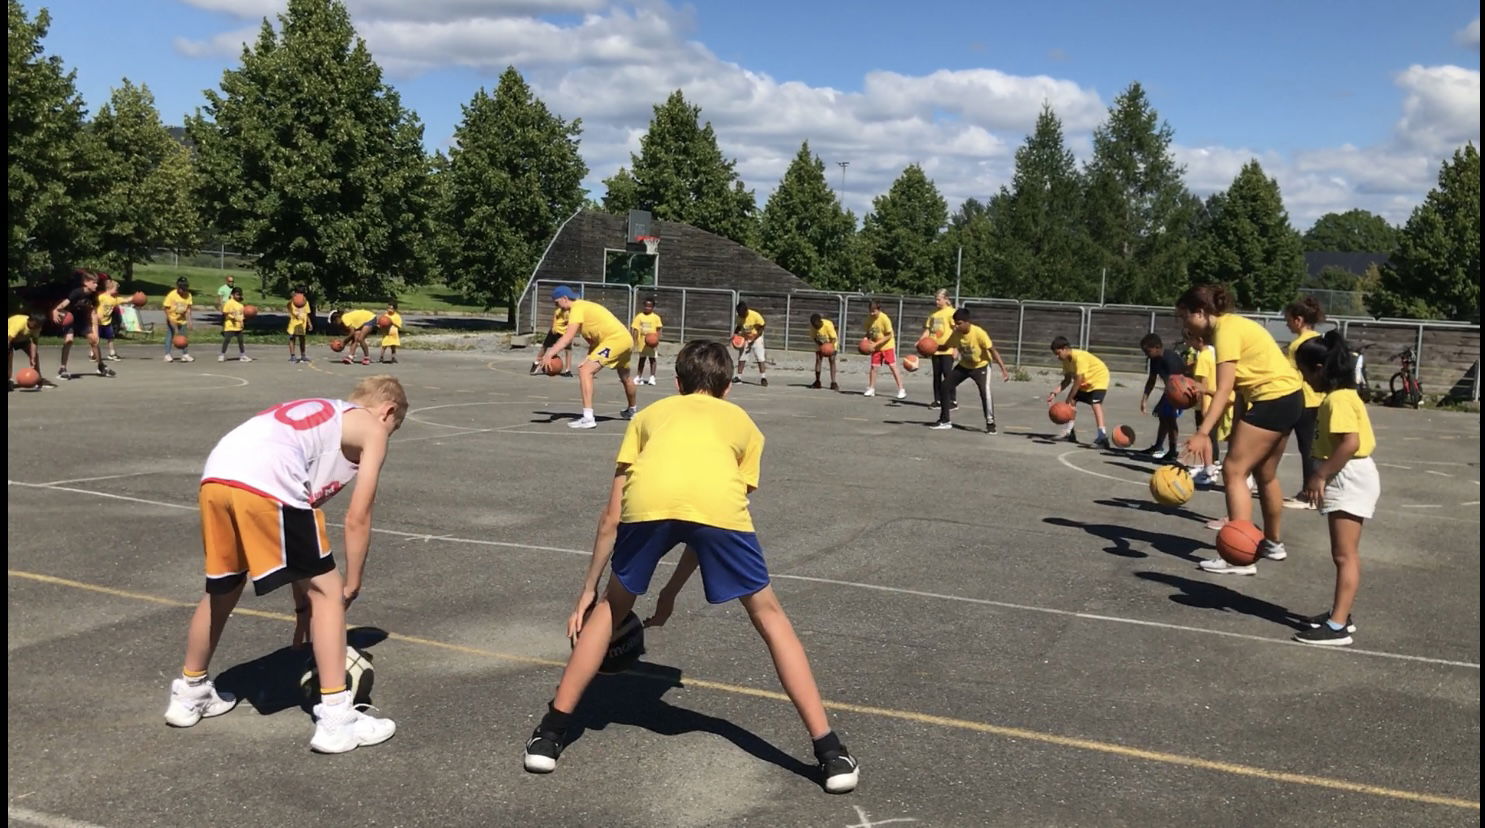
1153, 398, 1182, 419
611, 520, 770, 604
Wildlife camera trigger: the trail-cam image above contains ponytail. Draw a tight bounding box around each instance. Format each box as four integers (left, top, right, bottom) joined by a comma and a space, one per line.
1295, 330, 1355, 391
1175, 284, 1233, 316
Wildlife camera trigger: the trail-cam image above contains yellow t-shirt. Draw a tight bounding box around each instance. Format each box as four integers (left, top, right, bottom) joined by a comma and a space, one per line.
736, 309, 765, 337
1193, 346, 1217, 395
925, 306, 956, 353
630, 312, 663, 336
1061, 349, 1109, 392
221, 299, 244, 332
96, 293, 121, 325
380, 311, 403, 346
1287, 329, 1324, 408
812, 319, 838, 344
163, 289, 192, 324
341, 309, 375, 331
1212, 314, 1302, 402
287, 302, 311, 333
550, 308, 569, 335
1314, 389, 1375, 460
864, 313, 895, 351
616, 393, 763, 532
8, 315, 35, 342
568, 299, 627, 346
947, 324, 993, 369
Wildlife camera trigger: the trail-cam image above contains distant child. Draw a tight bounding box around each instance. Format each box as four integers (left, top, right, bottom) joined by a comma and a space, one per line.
163, 277, 194, 362
1138, 333, 1186, 459
930, 307, 1009, 433
96, 279, 125, 361
1048, 336, 1110, 447
52, 271, 115, 379
1185, 332, 1230, 487
629, 297, 662, 385
520, 341, 859, 793
532, 305, 572, 377
218, 287, 252, 362
8, 313, 56, 389
1293, 331, 1378, 646
534, 286, 638, 428
862, 300, 905, 400
732, 301, 768, 386
1282, 297, 1326, 511
809, 313, 839, 390
923, 290, 957, 409
333, 308, 377, 366
287, 287, 312, 363
378, 302, 403, 364
163, 376, 408, 752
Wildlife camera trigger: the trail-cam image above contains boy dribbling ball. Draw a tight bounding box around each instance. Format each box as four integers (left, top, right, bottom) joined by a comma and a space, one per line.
378, 302, 403, 364
808, 313, 839, 390
164, 376, 408, 753
8, 313, 55, 390
1138, 333, 1186, 459
1048, 336, 1111, 447
522, 340, 860, 794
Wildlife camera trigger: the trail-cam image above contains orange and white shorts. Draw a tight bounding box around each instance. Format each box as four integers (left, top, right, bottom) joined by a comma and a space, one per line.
199, 481, 335, 596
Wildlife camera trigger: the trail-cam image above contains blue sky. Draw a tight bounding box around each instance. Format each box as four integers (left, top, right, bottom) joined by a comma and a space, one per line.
30, 0, 1483, 226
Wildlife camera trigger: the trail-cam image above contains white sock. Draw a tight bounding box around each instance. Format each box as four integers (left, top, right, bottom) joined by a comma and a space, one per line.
582, 408, 594, 420
321, 689, 351, 707
182, 672, 208, 686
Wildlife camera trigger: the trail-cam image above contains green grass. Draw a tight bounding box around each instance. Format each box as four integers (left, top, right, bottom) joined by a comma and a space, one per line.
124, 262, 503, 316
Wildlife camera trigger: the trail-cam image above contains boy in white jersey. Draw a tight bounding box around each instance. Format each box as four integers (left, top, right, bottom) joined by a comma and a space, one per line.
163, 376, 408, 754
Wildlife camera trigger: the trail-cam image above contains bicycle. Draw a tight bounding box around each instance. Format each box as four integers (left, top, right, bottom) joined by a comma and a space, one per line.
1387, 348, 1423, 409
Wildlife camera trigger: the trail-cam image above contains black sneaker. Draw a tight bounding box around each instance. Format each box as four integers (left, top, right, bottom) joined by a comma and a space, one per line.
760, 377, 768, 387
986, 421, 997, 434
809, 380, 822, 389
529, 363, 540, 375
57, 368, 71, 381
1093, 434, 1110, 449
1062, 429, 1078, 443
819, 747, 860, 794
829, 382, 840, 391
560, 371, 573, 378
731, 376, 741, 384
1304, 612, 1356, 633
97, 364, 116, 377
1293, 625, 1353, 647
951, 401, 959, 411
523, 727, 565, 773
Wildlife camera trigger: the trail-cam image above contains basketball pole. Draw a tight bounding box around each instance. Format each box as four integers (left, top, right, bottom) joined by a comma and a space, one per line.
954, 245, 962, 306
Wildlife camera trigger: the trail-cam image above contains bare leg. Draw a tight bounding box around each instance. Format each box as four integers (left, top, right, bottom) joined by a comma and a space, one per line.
182, 580, 246, 674
829, 355, 838, 385
553, 577, 638, 713
1328, 513, 1364, 622
887, 361, 903, 391
740, 586, 830, 739
577, 359, 599, 410
1219, 420, 1284, 526
1254, 430, 1289, 543
304, 568, 348, 691
618, 366, 636, 409
1091, 402, 1106, 430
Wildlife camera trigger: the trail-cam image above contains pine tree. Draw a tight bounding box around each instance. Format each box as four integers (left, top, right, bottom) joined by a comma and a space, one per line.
759, 141, 856, 289
439, 67, 587, 309
857, 164, 949, 294
1189, 160, 1304, 309
1368, 145, 1480, 321
187, 0, 435, 300
1303, 209, 1398, 253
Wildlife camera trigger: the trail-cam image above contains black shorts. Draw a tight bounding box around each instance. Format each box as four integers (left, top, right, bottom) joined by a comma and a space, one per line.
542, 331, 561, 349
11, 337, 34, 352
1074, 389, 1107, 405
68, 316, 92, 337
98, 323, 115, 340
1241, 389, 1304, 433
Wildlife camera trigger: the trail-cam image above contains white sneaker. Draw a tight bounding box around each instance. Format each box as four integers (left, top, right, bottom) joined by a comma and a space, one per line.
646, 376, 657, 386
309, 702, 396, 754
164, 678, 238, 727
896, 388, 907, 400
568, 417, 597, 430
863, 387, 875, 397
239, 355, 253, 363
180, 354, 195, 363
1246, 475, 1257, 494
217, 354, 226, 362
930, 422, 953, 430
163, 354, 174, 363
1192, 469, 1213, 486
1198, 557, 1257, 575
1147, 447, 1169, 460
1259, 540, 1288, 561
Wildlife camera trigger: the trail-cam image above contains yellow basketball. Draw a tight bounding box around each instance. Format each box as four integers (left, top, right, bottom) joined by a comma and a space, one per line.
1149, 465, 1195, 506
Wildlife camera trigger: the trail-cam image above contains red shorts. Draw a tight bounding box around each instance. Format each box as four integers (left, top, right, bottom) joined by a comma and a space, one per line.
871, 348, 896, 367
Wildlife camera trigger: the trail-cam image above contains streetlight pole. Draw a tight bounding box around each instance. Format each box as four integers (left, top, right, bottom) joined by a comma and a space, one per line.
836, 161, 850, 191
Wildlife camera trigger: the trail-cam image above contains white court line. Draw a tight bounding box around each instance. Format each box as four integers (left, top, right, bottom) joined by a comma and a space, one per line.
1401, 504, 1444, 509
393, 428, 494, 445
1426, 470, 1453, 478
38, 471, 160, 487
9, 480, 1477, 671
1377, 463, 1414, 470
8, 805, 107, 828
1463, 501, 1480, 507
196, 372, 249, 387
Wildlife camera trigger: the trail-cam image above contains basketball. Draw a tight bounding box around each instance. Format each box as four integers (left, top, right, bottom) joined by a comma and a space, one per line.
1149, 464, 1195, 506
1112, 424, 1135, 448
903, 354, 920, 372
15, 367, 40, 388
1048, 402, 1075, 424
544, 356, 563, 376
730, 334, 745, 349
292, 292, 307, 308
1165, 375, 1202, 409
329, 338, 345, 352
60, 312, 73, 328
131, 291, 147, 307
571, 610, 646, 675
1216, 520, 1265, 566
857, 337, 875, 355
378, 314, 392, 329
172, 334, 189, 349
644, 331, 660, 348
916, 336, 938, 357
242, 305, 258, 319
818, 342, 836, 357
299, 645, 375, 706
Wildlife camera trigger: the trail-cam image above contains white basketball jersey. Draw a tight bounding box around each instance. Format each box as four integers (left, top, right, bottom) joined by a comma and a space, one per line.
201, 399, 361, 509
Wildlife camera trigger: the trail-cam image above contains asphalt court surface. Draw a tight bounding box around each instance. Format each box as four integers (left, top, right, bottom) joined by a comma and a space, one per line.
7, 345, 1481, 827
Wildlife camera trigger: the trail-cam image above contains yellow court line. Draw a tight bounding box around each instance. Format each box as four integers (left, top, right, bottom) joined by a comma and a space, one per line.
8, 568, 1478, 812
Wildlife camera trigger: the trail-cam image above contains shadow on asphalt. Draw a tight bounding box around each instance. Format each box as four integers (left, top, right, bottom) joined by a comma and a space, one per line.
1134, 572, 1309, 630
215, 626, 389, 716
1043, 516, 1208, 562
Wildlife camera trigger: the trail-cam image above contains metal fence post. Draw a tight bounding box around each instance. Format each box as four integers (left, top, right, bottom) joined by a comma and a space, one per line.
1415, 324, 1424, 369
1014, 303, 1025, 369
896, 297, 906, 355
679, 289, 687, 343
784, 294, 792, 352
842, 296, 853, 344
1148, 311, 1156, 334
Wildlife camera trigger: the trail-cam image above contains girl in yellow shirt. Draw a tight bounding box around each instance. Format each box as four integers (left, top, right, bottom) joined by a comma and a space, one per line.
378, 302, 404, 364
217, 287, 252, 362
1282, 297, 1325, 510
1177, 284, 1304, 575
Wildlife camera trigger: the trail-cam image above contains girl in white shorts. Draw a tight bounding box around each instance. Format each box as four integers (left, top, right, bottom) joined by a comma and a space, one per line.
1294, 331, 1380, 647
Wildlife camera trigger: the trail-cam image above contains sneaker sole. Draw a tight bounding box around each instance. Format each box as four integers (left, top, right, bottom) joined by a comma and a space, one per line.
310, 725, 396, 754
1198, 564, 1257, 575
1293, 634, 1353, 647
523, 754, 558, 773
824, 769, 859, 794
164, 708, 202, 728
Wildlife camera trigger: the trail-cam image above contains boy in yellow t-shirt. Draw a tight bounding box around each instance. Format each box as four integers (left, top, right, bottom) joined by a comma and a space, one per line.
732, 301, 768, 386
520, 340, 859, 794
163, 277, 194, 362
1186, 332, 1232, 488
1048, 336, 1111, 447
332, 308, 377, 366
862, 300, 905, 400
286, 286, 313, 364
629, 297, 662, 386
96, 278, 125, 361
531, 306, 572, 377
808, 313, 839, 391
378, 302, 404, 364
533, 286, 638, 428
217, 287, 252, 363
930, 307, 1010, 433
8, 313, 56, 389
923, 289, 957, 407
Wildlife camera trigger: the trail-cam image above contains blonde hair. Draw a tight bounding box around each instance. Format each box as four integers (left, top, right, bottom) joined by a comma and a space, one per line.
350, 375, 409, 420
935, 289, 949, 301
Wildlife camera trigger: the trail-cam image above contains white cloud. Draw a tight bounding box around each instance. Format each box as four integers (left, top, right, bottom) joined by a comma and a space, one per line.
172, 25, 261, 59
1457, 17, 1480, 51
1393, 64, 1481, 153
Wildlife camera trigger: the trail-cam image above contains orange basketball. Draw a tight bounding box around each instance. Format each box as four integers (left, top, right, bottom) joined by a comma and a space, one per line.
172, 334, 188, 349
1112, 424, 1135, 448
1165, 375, 1202, 409
1048, 402, 1076, 425
730, 334, 745, 349
857, 337, 875, 355
916, 336, 938, 357
292, 292, 307, 308
377, 314, 392, 329
544, 356, 564, 376
15, 367, 40, 388
131, 291, 148, 307
329, 338, 345, 352
1216, 519, 1265, 566
902, 354, 920, 372
60, 312, 73, 328
242, 305, 258, 319
818, 342, 836, 357
644, 331, 660, 348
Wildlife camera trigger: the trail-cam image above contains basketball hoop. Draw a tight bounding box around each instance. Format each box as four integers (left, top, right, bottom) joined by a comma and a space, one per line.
637, 235, 660, 256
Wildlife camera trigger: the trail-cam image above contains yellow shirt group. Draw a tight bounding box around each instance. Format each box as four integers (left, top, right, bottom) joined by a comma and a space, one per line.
8, 315, 37, 342
616, 393, 764, 532
1314, 389, 1375, 460
221, 299, 245, 332
812, 318, 838, 344
568, 299, 628, 346
341, 309, 375, 331
287, 302, 312, 334
164, 289, 192, 324
925, 306, 956, 353
1061, 349, 1109, 392
736, 309, 765, 337
946, 324, 993, 369
864, 313, 895, 351
1286, 329, 1325, 408
1212, 314, 1302, 402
